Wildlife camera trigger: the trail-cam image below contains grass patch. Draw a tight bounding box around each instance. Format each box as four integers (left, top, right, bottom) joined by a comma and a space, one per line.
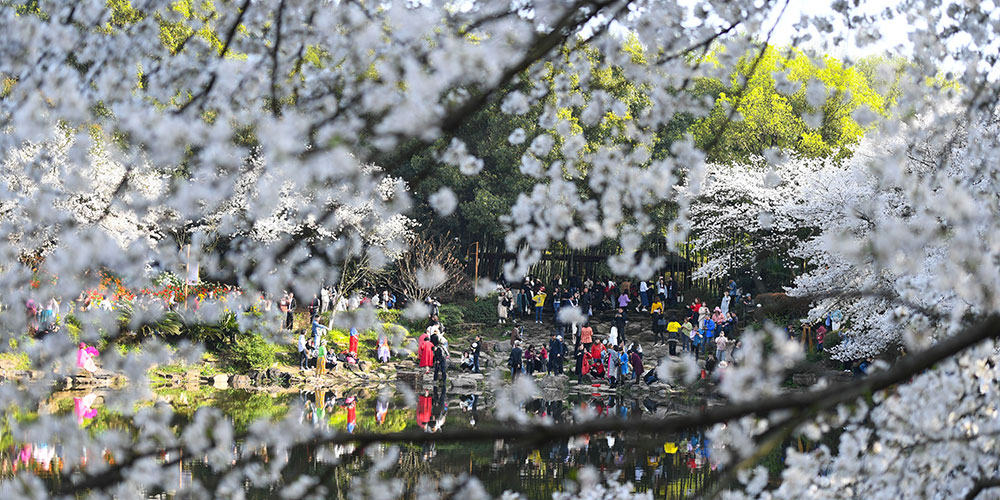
0, 352, 30, 371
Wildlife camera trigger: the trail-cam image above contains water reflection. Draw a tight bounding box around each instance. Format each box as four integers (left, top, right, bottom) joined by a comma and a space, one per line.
1, 388, 722, 498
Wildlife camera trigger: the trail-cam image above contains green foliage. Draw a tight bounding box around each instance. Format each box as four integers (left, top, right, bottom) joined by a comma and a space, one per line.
64, 314, 82, 340
0, 352, 30, 370
823, 330, 842, 351
437, 304, 465, 327
225, 333, 279, 371
691, 45, 889, 163
376, 308, 402, 324
211, 391, 290, 434
459, 297, 498, 324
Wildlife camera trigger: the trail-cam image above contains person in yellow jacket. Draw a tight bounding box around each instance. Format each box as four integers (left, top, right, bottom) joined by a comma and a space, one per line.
532, 288, 547, 324
650, 297, 664, 315
666, 318, 682, 355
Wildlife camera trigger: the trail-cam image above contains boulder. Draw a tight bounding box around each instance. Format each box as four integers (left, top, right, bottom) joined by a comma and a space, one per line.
231, 374, 252, 389
538, 374, 568, 390
450, 373, 482, 387
358, 360, 371, 372
792, 373, 817, 387
212, 374, 230, 389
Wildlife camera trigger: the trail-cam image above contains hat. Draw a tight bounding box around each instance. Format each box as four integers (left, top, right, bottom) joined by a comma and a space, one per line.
714, 307, 721, 312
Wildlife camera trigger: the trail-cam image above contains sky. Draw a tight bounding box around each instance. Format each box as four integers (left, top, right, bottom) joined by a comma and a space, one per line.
764, 0, 916, 60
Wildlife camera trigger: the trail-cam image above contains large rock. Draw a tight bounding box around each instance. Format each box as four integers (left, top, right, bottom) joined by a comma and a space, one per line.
212, 374, 230, 389
450, 373, 481, 389
538, 374, 568, 390
792, 373, 817, 387
231, 374, 252, 389
358, 360, 371, 372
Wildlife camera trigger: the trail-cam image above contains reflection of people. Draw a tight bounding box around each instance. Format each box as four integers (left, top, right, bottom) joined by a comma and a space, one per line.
376, 397, 388, 425
417, 390, 433, 430
431, 385, 448, 432
343, 396, 357, 433
460, 394, 480, 427
73, 393, 98, 426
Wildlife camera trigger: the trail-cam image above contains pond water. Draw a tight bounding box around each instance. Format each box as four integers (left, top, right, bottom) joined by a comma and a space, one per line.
1, 386, 720, 498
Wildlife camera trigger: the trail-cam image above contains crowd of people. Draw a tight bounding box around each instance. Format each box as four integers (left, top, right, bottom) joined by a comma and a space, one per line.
491, 274, 757, 386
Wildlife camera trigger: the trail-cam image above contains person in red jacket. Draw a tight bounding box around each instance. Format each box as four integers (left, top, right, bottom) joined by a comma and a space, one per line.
418, 332, 434, 374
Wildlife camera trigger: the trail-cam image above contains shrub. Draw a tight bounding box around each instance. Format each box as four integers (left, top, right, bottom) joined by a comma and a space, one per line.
437, 304, 465, 327
755, 293, 812, 323
376, 308, 402, 324
823, 330, 842, 351
227, 333, 279, 371
461, 297, 498, 324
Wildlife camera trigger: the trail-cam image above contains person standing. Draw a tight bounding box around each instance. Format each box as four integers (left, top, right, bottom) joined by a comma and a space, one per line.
651, 296, 665, 345
617, 292, 631, 321
720, 291, 732, 317
418, 331, 434, 374
308, 293, 320, 321
606, 344, 619, 387
471, 335, 482, 373
638, 280, 649, 312
509, 341, 523, 379
348, 327, 359, 356
285, 292, 297, 330
532, 287, 547, 324
498, 290, 510, 324
552, 287, 562, 325
377, 335, 390, 363
579, 323, 594, 353
715, 332, 728, 362
312, 317, 324, 355
580, 287, 593, 319
741, 293, 754, 317
667, 319, 682, 356
279, 293, 291, 329
298, 331, 309, 370
629, 347, 643, 382
432, 334, 448, 384
613, 308, 626, 345
666, 277, 677, 305
547, 334, 560, 375
519, 281, 532, 317
320, 287, 331, 313
316, 340, 327, 376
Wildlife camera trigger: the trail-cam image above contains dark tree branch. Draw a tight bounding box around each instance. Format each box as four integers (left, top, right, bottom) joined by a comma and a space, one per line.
175, 0, 253, 114
966, 477, 1000, 500
269, 0, 287, 117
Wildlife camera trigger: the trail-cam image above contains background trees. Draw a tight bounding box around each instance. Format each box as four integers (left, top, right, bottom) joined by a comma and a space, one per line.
1, 0, 1000, 498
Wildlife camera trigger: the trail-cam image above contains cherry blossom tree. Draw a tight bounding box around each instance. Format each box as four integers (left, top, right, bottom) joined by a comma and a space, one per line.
1, 0, 1000, 499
